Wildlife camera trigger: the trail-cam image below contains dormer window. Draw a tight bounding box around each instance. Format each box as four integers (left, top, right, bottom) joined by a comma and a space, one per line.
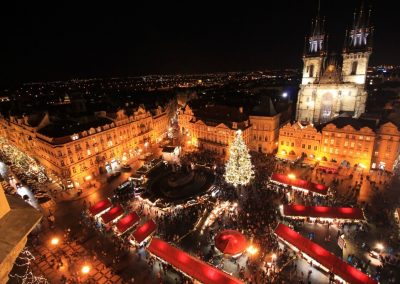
232, 122, 237, 129
71, 134, 79, 141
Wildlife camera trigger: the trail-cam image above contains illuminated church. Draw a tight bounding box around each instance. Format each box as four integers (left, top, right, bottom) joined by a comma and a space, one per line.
296, 4, 373, 124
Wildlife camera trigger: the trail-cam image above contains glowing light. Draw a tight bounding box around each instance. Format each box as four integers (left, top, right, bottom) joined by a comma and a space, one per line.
288, 173, 296, 180
281, 150, 287, 155
246, 245, 258, 255
376, 243, 384, 250
224, 130, 254, 187
50, 237, 59, 246
85, 175, 92, 181
316, 157, 322, 161
359, 163, 366, 169
144, 142, 149, 147
81, 265, 90, 274
272, 253, 277, 260
282, 92, 288, 98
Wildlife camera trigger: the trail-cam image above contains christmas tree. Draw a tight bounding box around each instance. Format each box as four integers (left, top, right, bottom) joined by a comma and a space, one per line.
224, 130, 254, 187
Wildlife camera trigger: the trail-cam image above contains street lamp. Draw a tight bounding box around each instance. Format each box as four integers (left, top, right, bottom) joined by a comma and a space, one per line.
50, 237, 60, 246
81, 265, 90, 274
246, 245, 258, 256
282, 92, 288, 98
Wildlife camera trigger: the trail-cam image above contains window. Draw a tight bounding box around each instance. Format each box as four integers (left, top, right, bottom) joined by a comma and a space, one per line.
309, 64, 314, 77
351, 61, 358, 75
359, 136, 363, 140
291, 142, 294, 147
330, 139, 334, 145
314, 146, 318, 150
344, 141, 349, 147
308, 145, 311, 150
302, 144, 305, 149
329, 148, 333, 153
335, 148, 339, 154
324, 139, 328, 144
87, 149, 91, 156
72, 167, 76, 174
281, 141, 284, 146
350, 142, 355, 148
61, 160, 65, 166
374, 151, 378, 156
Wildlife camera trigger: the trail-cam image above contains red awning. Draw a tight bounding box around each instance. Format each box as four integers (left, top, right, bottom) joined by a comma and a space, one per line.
89, 199, 112, 216
116, 212, 140, 234
271, 173, 328, 195
131, 219, 157, 244
215, 230, 248, 255
283, 205, 364, 220
148, 238, 244, 284
274, 223, 377, 284
100, 205, 124, 224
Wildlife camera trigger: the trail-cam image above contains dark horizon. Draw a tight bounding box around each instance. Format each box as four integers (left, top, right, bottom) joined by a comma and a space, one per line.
0, 0, 398, 86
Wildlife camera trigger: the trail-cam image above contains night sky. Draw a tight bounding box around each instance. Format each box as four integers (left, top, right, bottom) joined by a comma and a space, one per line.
0, 1, 397, 85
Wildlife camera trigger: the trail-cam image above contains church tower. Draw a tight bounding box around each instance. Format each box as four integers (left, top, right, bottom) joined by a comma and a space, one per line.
342, 4, 373, 85
296, 2, 373, 124
301, 3, 327, 85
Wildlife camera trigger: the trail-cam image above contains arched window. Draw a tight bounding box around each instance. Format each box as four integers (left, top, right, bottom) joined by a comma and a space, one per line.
351, 61, 358, 75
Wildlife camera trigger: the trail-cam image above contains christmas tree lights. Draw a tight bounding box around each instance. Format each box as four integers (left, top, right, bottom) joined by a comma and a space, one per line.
224, 130, 254, 187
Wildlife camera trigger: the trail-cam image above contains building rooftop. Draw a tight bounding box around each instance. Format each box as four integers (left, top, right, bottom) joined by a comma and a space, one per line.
319, 117, 378, 131
38, 117, 113, 138
0, 195, 42, 283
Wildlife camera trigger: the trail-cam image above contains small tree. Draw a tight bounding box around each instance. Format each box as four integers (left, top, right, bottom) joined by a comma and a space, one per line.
224, 130, 254, 187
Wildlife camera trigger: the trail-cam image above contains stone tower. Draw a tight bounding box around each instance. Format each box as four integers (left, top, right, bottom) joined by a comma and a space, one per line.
296, 3, 373, 124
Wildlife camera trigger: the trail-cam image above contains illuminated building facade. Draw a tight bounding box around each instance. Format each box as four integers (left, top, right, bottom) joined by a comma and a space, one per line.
0, 105, 169, 187
179, 98, 282, 157
277, 117, 400, 172
296, 5, 373, 124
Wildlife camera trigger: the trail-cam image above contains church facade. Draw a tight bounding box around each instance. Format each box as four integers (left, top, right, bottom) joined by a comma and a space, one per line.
296, 5, 373, 124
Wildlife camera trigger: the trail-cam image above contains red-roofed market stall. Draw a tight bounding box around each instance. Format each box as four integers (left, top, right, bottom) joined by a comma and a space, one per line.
274, 223, 377, 284
148, 237, 244, 284
115, 212, 140, 235
270, 173, 328, 195
282, 204, 365, 221
89, 199, 112, 216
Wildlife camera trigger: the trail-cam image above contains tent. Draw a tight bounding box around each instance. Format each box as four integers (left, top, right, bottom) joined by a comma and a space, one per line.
89, 199, 112, 216
215, 230, 248, 256
283, 205, 364, 221
274, 223, 377, 284
148, 237, 244, 284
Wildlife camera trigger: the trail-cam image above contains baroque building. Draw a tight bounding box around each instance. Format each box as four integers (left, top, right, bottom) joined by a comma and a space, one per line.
296, 4, 373, 124
277, 117, 400, 172
0, 104, 170, 188
178, 97, 286, 157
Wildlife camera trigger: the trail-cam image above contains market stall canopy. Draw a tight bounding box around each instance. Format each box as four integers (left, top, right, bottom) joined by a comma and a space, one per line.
283, 205, 364, 220
214, 230, 248, 255
148, 237, 244, 284
116, 212, 140, 234
89, 199, 112, 216
274, 223, 377, 284
131, 219, 157, 244
100, 205, 124, 224
271, 173, 328, 195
